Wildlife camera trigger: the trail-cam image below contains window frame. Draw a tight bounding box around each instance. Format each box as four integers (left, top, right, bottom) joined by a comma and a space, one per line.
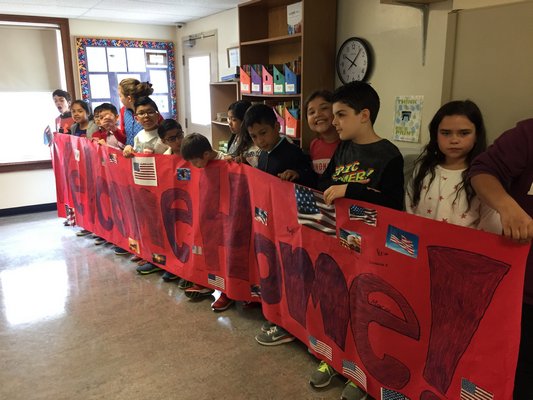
0, 14, 75, 172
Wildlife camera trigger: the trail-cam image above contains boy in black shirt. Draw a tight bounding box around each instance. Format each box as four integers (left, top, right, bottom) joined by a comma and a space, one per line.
315, 82, 404, 400
243, 104, 316, 346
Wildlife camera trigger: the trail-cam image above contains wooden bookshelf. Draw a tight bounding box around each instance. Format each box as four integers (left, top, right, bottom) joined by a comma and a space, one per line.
209, 81, 239, 150
238, 0, 337, 149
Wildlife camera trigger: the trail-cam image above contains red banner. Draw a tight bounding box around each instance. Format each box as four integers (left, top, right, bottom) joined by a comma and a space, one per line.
52, 134, 530, 399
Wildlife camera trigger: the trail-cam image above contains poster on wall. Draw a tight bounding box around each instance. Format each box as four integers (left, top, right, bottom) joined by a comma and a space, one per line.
393, 95, 423, 143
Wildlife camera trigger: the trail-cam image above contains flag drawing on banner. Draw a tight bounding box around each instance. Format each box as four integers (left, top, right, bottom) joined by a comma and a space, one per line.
308, 335, 332, 360
295, 185, 336, 237
460, 378, 494, 400
43, 125, 53, 145
254, 206, 268, 225
208, 273, 225, 290
381, 387, 410, 400
349, 204, 377, 226
385, 225, 419, 258
132, 157, 158, 186
342, 360, 367, 390
339, 228, 362, 254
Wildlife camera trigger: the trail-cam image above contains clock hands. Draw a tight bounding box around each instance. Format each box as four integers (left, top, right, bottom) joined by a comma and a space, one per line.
344, 54, 357, 70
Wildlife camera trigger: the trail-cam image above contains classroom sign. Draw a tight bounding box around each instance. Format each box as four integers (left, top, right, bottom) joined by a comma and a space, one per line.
52, 134, 530, 400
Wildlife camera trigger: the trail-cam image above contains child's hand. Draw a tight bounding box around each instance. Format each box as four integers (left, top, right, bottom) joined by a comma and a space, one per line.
324, 184, 348, 205
123, 145, 134, 158
224, 155, 235, 163
278, 169, 299, 182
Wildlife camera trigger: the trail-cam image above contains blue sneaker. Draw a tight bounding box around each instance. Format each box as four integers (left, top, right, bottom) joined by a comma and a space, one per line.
113, 246, 128, 255
136, 262, 162, 275
162, 271, 179, 281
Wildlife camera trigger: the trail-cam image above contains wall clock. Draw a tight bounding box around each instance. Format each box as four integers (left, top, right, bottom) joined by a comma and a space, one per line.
336, 37, 372, 84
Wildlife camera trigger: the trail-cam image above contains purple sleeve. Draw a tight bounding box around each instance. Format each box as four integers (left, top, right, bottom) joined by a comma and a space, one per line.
469, 119, 533, 186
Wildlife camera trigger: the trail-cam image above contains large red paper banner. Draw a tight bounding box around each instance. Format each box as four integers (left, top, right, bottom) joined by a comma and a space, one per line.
52, 134, 530, 399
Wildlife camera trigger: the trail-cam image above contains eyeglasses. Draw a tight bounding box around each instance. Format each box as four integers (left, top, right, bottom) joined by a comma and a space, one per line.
135, 110, 158, 118
163, 133, 184, 143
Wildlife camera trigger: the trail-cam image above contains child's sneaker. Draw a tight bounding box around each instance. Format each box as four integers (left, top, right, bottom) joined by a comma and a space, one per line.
255, 325, 295, 346
113, 246, 128, 255
211, 293, 234, 312
161, 271, 179, 281
340, 381, 367, 400
136, 262, 162, 275
94, 236, 106, 245
261, 320, 276, 333
76, 229, 91, 237
310, 360, 338, 388
130, 255, 142, 262
184, 284, 214, 299
177, 279, 193, 290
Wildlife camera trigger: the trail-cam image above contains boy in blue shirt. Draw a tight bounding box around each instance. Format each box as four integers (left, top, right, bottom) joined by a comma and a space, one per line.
316, 81, 404, 400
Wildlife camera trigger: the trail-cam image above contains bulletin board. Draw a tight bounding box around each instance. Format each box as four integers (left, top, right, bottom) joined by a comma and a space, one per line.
75, 37, 177, 119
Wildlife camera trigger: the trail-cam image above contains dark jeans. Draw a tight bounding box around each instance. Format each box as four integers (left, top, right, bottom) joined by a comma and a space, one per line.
514, 303, 533, 399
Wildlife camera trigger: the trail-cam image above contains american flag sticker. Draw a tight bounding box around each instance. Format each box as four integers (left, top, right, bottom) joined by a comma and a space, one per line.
208, 273, 225, 290
385, 225, 418, 258
460, 378, 494, 400
65, 205, 76, 226
192, 245, 202, 255
308, 335, 332, 360
74, 149, 80, 162
109, 153, 118, 164
349, 204, 377, 226
339, 228, 362, 254
254, 207, 268, 225
132, 157, 158, 186
43, 125, 53, 145
295, 185, 336, 237
381, 387, 410, 399
342, 360, 367, 390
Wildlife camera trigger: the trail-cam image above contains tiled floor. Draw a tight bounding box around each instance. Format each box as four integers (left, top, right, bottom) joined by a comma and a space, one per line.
0, 212, 346, 400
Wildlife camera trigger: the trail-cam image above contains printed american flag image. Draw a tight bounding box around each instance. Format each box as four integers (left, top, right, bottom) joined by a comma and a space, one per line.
295, 185, 336, 237
349, 204, 377, 226
65, 205, 76, 226
43, 125, 53, 145
109, 153, 118, 164
208, 273, 225, 290
460, 378, 494, 400
381, 387, 410, 400
339, 228, 362, 254
385, 225, 418, 258
342, 360, 367, 390
192, 245, 202, 255
254, 207, 268, 225
132, 157, 157, 186
250, 285, 261, 298
308, 335, 332, 360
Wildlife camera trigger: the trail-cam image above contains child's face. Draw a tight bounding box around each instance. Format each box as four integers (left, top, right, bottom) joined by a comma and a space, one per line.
189, 152, 211, 168
307, 97, 334, 135
100, 110, 119, 131
94, 112, 101, 127
53, 95, 70, 114
228, 110, 242, 134
332, 101, 366, 141
162, 128, 184, 154
119, 89, 133, 109
71, 103, 88, 124
437, 115, 476, 165
135, 105, 159, 131
248, 122, 280, 152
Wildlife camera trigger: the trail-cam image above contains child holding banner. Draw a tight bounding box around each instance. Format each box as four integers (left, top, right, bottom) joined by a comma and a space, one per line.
243, 103, 316, 345
406, 100, 501, 234
469, 119, 533, 399
306, 90, 340, 176
318, 81, 404, 400
52, 89, 74, 134
121, 97, 168, 267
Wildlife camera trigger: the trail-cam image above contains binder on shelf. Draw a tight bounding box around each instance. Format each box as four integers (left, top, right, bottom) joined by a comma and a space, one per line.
273, 65, 285, 94
284, 107, 300, 138
251, 65, 262, 94
262, 65, 274, 95
274, 108, 285, 134
239, 65, 251, 94
284, 64, 300, 94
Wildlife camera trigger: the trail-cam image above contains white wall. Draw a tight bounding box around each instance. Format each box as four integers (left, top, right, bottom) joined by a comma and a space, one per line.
175, 8, 239, 129
0, 170, 57, 209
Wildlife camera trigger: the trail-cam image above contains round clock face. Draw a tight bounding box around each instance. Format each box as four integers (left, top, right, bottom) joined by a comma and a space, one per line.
336, 37, 371, 84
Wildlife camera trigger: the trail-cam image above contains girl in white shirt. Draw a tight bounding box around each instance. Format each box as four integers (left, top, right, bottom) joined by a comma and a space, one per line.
406, 100, 501, 233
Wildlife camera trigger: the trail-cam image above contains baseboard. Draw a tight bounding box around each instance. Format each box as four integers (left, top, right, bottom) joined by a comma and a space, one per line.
0, 203, 57, 217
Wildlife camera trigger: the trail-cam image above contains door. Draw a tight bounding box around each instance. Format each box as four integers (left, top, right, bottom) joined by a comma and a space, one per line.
182, 30, 218, 142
